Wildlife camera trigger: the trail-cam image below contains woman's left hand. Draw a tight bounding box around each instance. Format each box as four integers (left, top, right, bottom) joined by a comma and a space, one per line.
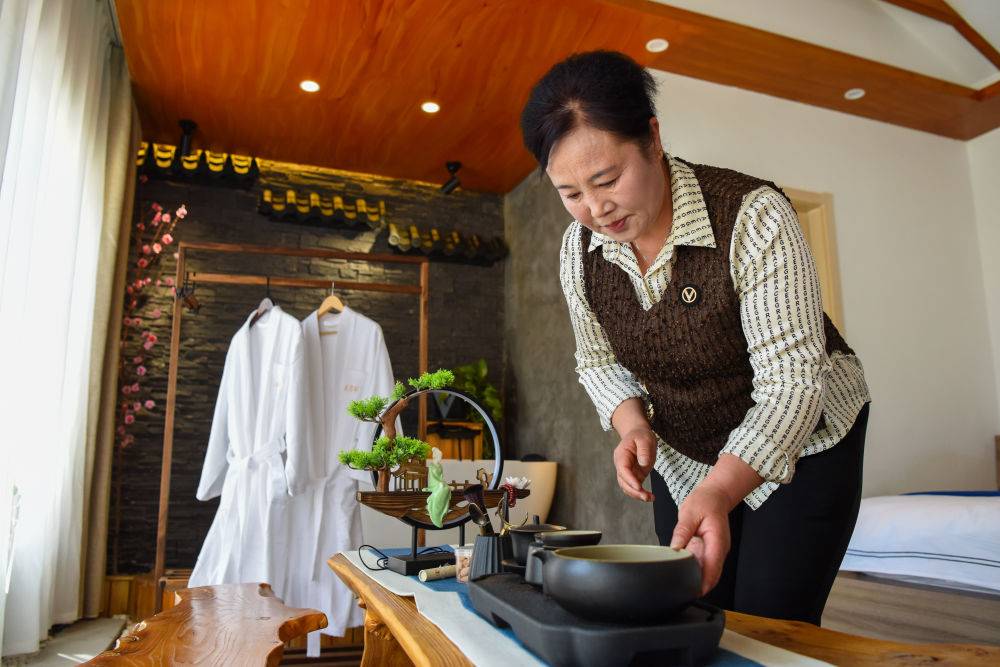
669, 483, 732, 596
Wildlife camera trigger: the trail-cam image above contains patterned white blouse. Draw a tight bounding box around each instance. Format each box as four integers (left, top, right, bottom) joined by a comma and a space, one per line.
559, 154, 870, 509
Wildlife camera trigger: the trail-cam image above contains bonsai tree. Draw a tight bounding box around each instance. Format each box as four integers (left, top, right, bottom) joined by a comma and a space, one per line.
339, 369, 455, 492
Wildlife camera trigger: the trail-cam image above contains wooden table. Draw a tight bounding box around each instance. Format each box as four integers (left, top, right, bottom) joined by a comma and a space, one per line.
85, 583, 327, 666
329, 553, 1000, 667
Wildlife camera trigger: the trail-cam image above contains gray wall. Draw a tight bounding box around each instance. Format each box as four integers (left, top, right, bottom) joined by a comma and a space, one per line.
502, 171, 658, 545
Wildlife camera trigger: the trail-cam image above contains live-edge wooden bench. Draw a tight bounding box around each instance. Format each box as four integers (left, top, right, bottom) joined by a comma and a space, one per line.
85, 583, 327, 666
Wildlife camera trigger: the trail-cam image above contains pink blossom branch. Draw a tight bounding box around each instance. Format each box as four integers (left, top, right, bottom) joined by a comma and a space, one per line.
115, 200, 188, 449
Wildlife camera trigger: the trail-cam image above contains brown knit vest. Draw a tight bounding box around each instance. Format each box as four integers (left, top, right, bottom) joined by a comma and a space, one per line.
581, 158, 853, 465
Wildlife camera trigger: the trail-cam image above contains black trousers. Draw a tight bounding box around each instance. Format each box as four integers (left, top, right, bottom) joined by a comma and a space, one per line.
651, 403, 870, 626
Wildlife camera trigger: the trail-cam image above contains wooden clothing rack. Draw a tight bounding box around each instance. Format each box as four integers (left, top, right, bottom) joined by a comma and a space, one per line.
153, 240, 429, 607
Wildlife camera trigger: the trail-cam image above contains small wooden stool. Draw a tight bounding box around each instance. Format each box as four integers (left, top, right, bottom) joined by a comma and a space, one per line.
86, 583, 327, 666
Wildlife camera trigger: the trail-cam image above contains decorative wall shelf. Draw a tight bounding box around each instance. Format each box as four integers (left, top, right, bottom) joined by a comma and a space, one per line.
388, 223, 507, 266
136, 142, 259, 187
257, 188, 386, 230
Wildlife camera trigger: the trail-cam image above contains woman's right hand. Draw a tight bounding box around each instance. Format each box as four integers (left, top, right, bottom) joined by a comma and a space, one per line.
613, 426, 658, 502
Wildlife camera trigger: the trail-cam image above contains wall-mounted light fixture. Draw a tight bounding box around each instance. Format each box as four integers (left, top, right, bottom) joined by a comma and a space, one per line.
440, 161, 462, 194
178, 119, 197, 157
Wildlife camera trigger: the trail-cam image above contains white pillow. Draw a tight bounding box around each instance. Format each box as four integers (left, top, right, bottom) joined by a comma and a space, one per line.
840, 494, 1000, 593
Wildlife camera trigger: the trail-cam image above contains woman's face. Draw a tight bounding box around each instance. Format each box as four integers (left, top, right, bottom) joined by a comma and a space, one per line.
546, 120, 668, 243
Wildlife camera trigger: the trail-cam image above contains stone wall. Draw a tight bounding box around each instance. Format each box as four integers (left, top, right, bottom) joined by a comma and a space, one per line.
109, 160, 505, 573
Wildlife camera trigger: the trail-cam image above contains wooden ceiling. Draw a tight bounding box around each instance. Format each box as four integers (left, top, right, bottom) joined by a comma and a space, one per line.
115, 0, 1000, 194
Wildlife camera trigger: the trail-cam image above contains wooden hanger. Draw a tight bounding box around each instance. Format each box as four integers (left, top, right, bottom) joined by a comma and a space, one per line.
249, 276, 275, 328
318, 281, 345, 335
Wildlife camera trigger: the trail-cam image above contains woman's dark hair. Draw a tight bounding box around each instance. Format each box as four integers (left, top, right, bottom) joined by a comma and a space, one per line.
520, 50, 658, 171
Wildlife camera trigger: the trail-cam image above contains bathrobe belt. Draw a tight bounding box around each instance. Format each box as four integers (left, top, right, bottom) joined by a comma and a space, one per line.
219, 439, 287, 580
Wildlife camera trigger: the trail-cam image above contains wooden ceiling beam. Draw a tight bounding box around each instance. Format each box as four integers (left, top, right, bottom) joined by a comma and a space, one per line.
604, 0, 982, 137
975, 80, 1000, 101
954, 20, 1000, 72
879, 0, 963, 25
880, 0, 1000, 71
964, 79, 1000, 137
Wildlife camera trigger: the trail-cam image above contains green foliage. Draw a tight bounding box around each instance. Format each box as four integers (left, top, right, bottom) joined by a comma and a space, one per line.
341, 369, 450, 471
338, 435, 431, 471
381, 435, 432, 466
390, 381, 407, 402
452, 358, 502, 421
338, 449, 384, 470
347, 394, 388, 421
350, 372, 453, 422
408, 369, 455, 392
452, 358, 502, 459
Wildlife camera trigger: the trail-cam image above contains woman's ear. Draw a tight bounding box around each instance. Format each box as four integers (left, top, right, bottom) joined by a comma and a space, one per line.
648, 116, 664, 157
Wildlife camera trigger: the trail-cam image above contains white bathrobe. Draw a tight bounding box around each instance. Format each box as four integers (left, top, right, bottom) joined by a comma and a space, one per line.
189, 306, 306, 594
284, 306, 398, 643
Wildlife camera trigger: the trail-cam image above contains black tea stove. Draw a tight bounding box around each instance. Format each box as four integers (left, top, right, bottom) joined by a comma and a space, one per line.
468, 573, 725, 667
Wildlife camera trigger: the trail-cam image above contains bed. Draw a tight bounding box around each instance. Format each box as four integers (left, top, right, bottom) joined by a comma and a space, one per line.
821, 437, 1000, 646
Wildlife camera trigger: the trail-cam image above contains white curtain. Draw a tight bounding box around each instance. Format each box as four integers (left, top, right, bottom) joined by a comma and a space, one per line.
0, 0, 129, 656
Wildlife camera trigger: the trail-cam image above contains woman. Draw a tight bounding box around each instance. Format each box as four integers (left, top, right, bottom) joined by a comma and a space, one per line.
519, 51, 871, 625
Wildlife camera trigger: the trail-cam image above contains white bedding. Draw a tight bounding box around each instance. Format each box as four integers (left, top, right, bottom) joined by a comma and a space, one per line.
840, 494, 1000, 593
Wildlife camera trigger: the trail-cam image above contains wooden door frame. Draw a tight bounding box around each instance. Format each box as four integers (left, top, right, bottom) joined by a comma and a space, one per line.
783, 187, 846, 335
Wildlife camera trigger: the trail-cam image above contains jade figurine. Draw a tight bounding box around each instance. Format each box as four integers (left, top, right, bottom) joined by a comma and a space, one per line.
424, 447, 450, 527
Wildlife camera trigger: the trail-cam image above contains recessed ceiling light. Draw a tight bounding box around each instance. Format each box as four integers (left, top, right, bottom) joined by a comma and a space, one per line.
299, 80, 320, 93
646, 38, 669, 53
844, 88, 865, 100
421, 101, 441, 114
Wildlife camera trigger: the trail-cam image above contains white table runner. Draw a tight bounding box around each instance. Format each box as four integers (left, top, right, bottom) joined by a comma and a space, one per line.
341, 548, 831, 666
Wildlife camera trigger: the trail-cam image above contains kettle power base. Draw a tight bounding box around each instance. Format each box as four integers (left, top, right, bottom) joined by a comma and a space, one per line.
468, 573, 725, 667
386, 551, 455, 576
